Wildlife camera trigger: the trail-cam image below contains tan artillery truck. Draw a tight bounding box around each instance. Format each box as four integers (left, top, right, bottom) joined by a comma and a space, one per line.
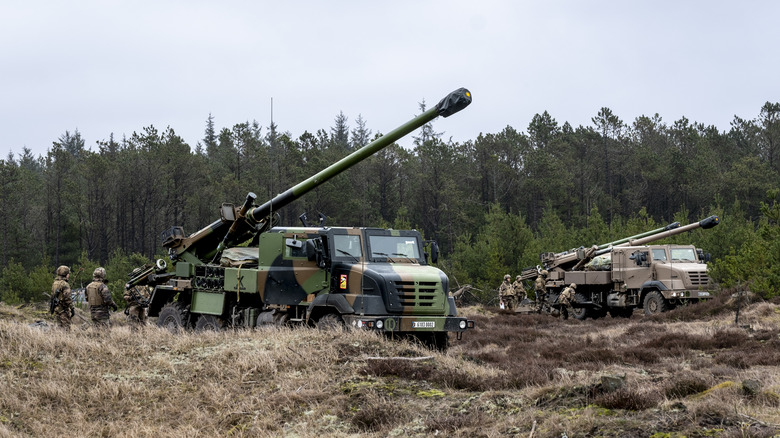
520, 216, 719, 319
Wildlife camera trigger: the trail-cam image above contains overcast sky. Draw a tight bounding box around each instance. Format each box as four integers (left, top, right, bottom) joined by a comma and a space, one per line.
3, 1, 779, 159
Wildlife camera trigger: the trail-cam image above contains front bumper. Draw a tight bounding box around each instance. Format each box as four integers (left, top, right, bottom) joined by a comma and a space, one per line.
343, 315, 475, 335
667, 290, 712, 299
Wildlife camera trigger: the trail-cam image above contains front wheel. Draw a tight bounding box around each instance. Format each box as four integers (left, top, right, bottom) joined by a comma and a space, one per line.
157, 302, 189, 332
643, 291, 671, 315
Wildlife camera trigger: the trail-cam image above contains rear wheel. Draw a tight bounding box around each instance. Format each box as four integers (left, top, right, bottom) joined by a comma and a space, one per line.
256, 311, 274, 327
195, 314, 224, 331
570, 292, 589, 320
157, 302, 189, 332
643, 291, 671, 315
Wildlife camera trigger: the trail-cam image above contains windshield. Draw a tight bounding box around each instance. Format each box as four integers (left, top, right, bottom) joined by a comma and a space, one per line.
670, 248, 697, 261
368, 235, 421, 261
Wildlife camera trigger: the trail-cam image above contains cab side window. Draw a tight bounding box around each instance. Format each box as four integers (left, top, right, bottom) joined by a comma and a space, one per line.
333, 235, 362, 257
652, 249, 667, 261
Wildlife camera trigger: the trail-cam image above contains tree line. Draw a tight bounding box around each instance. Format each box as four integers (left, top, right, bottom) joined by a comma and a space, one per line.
2, 102, 779, 304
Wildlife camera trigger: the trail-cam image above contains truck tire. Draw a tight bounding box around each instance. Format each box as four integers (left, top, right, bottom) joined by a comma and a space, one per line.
643, 291, 671, 315
195, 314, 223, 331
570, 292, 589, 320
317, 313, 344, 331
157, 302, 189, 332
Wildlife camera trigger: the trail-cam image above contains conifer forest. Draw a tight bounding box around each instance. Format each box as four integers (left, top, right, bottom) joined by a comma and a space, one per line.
2, 102, 779, 304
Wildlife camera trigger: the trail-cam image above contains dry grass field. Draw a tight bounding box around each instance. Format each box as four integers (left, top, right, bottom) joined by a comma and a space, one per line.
1, 292, 779, 437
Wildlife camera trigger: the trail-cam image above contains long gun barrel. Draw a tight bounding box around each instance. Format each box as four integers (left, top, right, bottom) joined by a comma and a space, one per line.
537, 216, 720, 272
162, 88, 472, 264
593, 215, 719, 256
247, 88, 472, 224
596, 221, 681, 250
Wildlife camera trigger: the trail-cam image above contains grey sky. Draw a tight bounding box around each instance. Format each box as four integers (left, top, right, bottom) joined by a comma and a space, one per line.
3, 1, 779, 159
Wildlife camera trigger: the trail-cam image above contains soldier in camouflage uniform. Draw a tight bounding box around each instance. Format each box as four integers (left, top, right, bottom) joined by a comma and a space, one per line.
512, 275, 527, 302
534, 270, 548, 313
498, 274, 517, 311
558, 283, 576, 320
86, 267, 118, 328
51, 265, 75, 330
123, 269, 150, 329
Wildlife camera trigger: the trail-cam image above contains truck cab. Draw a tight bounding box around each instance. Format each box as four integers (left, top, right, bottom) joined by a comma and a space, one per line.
256, 227, 468, 337
614, 244, 712, 312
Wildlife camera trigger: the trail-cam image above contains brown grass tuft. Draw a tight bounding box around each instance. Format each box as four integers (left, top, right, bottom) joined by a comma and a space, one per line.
592, 387, 661, 411
663, 376, 712, 398
2, 299, 780, 437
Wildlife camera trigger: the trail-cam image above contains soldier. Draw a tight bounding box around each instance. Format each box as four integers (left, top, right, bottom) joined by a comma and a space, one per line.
534, 269, 548, 313
513, 275, 527, 302
498, 274, 517, 311
51, 265, 75, 330
558, 283, 576, 320
86, 267, 118, 328
123, 268, 150, 329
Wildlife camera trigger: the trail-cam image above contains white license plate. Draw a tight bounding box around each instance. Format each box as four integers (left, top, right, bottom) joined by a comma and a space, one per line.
412, 321, 435, 328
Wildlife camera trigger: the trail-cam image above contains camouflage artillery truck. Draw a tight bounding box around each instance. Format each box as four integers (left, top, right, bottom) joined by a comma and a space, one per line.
520, 216, 720, 319
128, 88, 474, 348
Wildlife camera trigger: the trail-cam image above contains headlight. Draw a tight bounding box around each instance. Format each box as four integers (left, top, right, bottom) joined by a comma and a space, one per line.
376, 320, 384, 329
459, 320, 467, 330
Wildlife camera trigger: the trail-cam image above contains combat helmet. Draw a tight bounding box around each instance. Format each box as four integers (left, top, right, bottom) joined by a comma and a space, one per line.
504, 274, 511, 280
93, 267, 106, 280
570, 283, 577, 288
56, 265, 70, 277
540, 270, 549, 277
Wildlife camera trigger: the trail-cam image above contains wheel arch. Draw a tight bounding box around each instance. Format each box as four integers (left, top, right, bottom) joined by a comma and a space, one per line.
148, 286, 184, 317
639, 281, 667, 304
307, 294, 354, 323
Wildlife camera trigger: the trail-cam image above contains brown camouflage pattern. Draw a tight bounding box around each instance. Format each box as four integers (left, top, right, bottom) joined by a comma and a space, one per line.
512, 278, 527, 300
499, 279, 517, 311
124, 285, 149, 328
52, 277, 73, 330
87, 280, 116, 328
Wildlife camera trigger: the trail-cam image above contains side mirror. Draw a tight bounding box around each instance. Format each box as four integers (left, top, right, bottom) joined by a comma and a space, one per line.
285, 237, 303, 249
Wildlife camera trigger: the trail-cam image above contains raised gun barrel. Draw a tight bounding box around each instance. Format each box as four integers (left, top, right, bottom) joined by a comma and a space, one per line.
247, 88, 472, 224
596, 221, 680, 250
162, 88, 472, 263
532, 216, 720, 274
593, 215, 719, 256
